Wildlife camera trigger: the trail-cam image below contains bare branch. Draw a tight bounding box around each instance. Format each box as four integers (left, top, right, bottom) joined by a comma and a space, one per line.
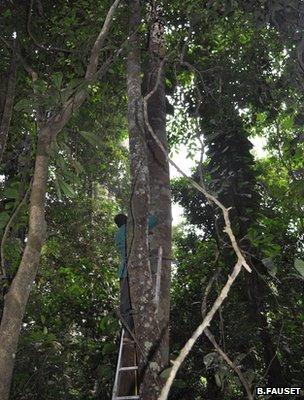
262, 321, 284, 381
201, 271, 253, 400
85, 0, 121, 80
204, 329, 254, 400
158, 260, 243, 400
46, 0, 121, 135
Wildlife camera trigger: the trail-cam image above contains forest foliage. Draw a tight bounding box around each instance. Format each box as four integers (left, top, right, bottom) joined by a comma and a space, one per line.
0, 1, 303, 399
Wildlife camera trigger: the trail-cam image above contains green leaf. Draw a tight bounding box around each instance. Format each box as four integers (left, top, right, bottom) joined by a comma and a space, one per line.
160, 367, 172, 379
3, 9, 12, 17
58, 180, 76, 198
102, 342, 116, 355
294, 259, 304, 277
71, 159, 84, 174
52, 72, 63, 89
79, 131, 103, 149
14, 99, 33, 113
3, 186, 19, 199
99, 316, 109, 331
54, 177, 62, 200
215, 373, 222, 388
262, 258, 277, 277
0, 212, 10, 229
281, 115, 293, 131
32, 79, 47, 93
98, 365, 113, 379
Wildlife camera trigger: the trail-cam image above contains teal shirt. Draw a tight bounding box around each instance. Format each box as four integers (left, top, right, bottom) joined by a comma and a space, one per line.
115, 215, 157, 278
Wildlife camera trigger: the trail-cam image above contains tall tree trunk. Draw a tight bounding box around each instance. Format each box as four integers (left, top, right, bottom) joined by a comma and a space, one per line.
0, 42, 17, 165
126, 1, 162, 398
145, 0, 171, 368
0, 127, 51, 400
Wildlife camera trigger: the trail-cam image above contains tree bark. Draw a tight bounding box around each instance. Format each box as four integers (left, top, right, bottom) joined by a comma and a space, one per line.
0, 42, 17, 164
145, 0, 172, 368
126, 1, 162, 398
0, 127, 51, 400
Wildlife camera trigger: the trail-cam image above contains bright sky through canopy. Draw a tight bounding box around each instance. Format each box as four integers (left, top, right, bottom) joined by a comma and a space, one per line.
170, 136, 267, 225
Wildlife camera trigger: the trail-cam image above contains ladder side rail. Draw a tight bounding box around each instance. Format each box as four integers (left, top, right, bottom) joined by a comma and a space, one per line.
112, 329, 125, 400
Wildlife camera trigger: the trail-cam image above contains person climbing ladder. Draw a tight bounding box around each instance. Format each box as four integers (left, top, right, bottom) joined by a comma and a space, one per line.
112, 213, 158, 400
114, 213, 157, 337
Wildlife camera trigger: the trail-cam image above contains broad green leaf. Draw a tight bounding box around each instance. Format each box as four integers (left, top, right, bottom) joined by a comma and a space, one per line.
58, 180, 76, 198
294, 259, 304, 277
99, 316, 109, 331
3, 9, 12, 17
52, 72, 63, 89
14, 99, 33, 113
32, 79, 47, 93
262, 258, 277, 277
281, 115, 293, 131
3, 186, 19, 199
102, 342, 116, 355
215, 373, 222, 388
54, 178, 62, 201
98, 365, 112, 379
71, 159, 84, 174
4, 202, 14, 211
160, 367, 172, 379
79, 131, 103, 148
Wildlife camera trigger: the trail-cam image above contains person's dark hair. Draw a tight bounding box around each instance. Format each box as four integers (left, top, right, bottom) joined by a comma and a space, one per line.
114, 213, 127, 227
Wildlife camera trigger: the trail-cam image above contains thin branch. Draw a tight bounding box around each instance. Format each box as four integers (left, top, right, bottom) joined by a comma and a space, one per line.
48, 0, 121, 136
201, 265, 220, 318
201, 269, 253, 400
262, 321, 284, 381
158, 260, 243, 400
204, 329, 254, 400
85, 0, 121, 80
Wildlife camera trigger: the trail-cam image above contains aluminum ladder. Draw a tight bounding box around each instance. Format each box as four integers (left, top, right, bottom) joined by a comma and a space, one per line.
112, 329, 139, 400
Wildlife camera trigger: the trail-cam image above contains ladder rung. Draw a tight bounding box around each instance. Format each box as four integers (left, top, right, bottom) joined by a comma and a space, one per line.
115, 397, 140, 400
119, 366, 138, 371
